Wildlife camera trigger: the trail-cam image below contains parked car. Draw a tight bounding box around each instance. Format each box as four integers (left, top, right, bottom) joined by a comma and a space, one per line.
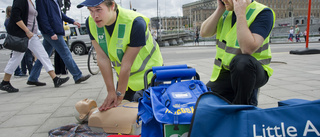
0, 31, 7, 48
68, 24, 91, 55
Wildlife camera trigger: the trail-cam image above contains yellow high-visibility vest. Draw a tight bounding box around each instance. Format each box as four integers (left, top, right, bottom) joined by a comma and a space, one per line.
210, 1, 275, 82
89, 5, 163, 91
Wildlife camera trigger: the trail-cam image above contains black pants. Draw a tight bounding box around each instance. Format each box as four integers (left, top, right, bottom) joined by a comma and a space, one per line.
206, 54, 269, 105
54, 51, 68, 75
123, 87, 145, 102
21, 49, 34, 74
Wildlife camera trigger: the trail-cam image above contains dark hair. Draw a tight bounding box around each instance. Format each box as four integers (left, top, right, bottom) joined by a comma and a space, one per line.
103, 0, 117, 11
5, 6, 12, 19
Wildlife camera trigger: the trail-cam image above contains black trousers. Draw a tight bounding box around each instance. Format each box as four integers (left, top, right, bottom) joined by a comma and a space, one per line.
54, 51, 68, 75
206, 54, 269, 105
122, 87, 145, 102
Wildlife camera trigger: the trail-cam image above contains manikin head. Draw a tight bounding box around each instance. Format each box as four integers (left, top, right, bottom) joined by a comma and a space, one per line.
74, 98, 97, 122
77, 0, 118, 27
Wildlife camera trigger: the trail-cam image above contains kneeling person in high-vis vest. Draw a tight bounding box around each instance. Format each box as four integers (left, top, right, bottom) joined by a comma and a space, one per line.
77, 0, 163, 111
200, 0, 275, 105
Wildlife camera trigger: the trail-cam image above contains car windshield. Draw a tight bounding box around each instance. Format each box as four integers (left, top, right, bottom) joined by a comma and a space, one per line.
79, 27, 88, 35
70, 27, 77, 36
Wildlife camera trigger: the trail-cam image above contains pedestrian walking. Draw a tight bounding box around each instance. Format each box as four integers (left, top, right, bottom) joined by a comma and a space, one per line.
27, 0, 92, 86
288, 26, 294, 42
0, 0, 70, 93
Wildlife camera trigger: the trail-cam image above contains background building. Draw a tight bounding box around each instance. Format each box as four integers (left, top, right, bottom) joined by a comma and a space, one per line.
180, 0, 320, 30
150, 16, 189, 31
259, 0, 320, 26
182, 0, 216, 31
150, 0, 320, 40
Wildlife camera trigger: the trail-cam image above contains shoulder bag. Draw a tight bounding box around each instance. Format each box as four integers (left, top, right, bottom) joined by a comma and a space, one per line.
3, 17, 35, 52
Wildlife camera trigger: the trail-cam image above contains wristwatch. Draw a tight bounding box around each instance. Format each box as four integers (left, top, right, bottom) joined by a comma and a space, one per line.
116, 91, 125, 97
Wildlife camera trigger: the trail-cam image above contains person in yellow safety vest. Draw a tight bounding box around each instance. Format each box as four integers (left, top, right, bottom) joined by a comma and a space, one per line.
77, 0, 163, 111
200, 0, 275, 105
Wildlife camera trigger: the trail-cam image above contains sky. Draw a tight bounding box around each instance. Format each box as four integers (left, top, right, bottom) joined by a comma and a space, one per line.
0, 0, 199, 29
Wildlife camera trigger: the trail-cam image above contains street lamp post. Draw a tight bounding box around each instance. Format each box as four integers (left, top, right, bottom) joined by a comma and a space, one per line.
157, 0, 159, 40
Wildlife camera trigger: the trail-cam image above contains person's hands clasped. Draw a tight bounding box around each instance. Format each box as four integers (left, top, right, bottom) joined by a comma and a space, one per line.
232, 0, 249, 16
98, 92, 122, 111
26, 31, 34, 39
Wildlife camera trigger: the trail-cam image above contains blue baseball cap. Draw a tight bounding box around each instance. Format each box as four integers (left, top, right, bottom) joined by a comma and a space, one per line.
77, 0, 105, 8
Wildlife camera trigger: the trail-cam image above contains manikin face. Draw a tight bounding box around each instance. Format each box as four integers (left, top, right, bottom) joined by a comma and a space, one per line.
75, 98, 97, 120
88, 2, 116, 27
222, 0, 234, 11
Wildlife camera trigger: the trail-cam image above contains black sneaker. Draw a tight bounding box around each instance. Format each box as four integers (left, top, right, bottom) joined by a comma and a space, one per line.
0, 83, 19, 93
54, 77, 70, 87
75, 74, 91, 84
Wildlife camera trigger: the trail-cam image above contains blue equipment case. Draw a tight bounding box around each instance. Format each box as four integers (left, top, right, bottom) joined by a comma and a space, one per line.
138, 64, 209, 137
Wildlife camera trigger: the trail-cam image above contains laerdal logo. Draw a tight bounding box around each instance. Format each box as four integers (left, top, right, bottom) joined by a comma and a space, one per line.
253, 120, 320, 137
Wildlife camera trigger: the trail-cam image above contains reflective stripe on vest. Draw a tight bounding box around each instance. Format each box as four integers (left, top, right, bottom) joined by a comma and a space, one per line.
214, 58, 271, 70
217, 41, 270, 55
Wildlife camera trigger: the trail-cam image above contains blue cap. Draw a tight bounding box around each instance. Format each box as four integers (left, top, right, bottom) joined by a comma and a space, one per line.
77, 0, 105, 8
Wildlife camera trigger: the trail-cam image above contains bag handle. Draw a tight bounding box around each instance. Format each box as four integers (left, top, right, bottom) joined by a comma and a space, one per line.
144, 65, 200, 89
31, 17, 35, 32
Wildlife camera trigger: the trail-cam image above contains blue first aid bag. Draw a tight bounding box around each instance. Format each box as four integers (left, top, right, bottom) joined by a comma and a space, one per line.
188, 92, 320, 137
138, 65, 209, 137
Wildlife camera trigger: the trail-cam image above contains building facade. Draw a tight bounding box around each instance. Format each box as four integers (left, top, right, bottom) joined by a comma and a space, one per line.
150, 0, 320, 34
181, 0, 320, 29
259, 0, 320, 19
182, 0, 216, 31
150, 16, 189, 31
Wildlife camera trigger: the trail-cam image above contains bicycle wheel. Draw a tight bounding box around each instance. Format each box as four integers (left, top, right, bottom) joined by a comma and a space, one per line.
87, 46, 100, 75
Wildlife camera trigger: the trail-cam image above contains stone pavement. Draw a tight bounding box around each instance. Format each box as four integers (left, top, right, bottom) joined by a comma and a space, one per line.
0, 43, 320, 137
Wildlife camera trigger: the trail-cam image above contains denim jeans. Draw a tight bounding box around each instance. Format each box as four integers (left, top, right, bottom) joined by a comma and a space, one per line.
28, 34, 82, 82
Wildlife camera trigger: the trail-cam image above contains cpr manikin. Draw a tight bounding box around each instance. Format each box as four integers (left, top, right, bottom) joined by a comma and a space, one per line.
74, 99, 141, 135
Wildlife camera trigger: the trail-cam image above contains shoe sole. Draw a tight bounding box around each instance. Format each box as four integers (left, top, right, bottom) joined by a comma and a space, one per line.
26, 81, 46, 86
75, 75, 91, 84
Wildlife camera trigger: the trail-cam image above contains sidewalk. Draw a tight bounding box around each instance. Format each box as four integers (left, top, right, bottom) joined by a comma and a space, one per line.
0, 43, 320, 137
